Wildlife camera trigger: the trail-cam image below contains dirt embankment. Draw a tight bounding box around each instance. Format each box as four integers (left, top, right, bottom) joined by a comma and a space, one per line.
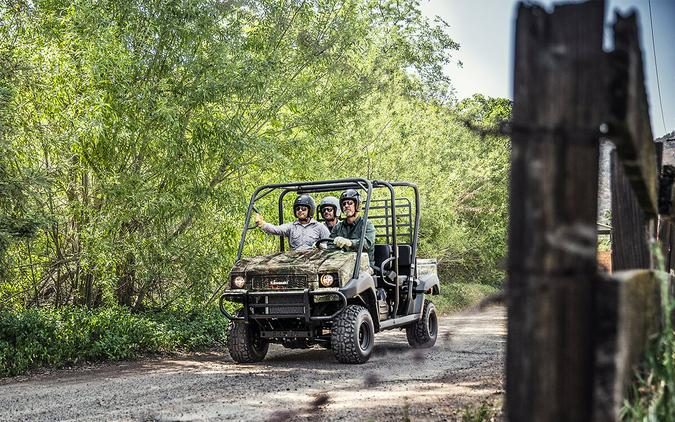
0, 306, 506, 421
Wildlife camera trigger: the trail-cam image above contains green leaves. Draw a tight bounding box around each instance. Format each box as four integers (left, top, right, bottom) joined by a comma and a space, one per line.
0, 1, 516, 375
0, 0, 506, 311
327, 92, 511, 286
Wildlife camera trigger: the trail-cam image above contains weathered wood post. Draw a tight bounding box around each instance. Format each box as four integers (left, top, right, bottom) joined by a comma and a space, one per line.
507, 2, 605, 420
507, 2, 666, 419
610, 149, 651, 270
608, 9, 659, 271
588, 11, 663, 421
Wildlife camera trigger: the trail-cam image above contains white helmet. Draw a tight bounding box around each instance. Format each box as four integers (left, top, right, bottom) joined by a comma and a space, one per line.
318, 196, 341, 218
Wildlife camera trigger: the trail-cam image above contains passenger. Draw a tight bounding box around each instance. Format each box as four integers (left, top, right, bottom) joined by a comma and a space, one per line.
255, 194, 330, 251
318, 196, 340, 231
330, 189, 376, 264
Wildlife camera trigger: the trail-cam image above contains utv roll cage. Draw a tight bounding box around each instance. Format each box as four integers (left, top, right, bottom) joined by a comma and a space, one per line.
236, 177, 421, 281
235, 178, 421, 319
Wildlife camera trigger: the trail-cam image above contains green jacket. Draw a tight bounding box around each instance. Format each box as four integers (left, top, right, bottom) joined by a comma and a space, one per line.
330, 216, 376, 264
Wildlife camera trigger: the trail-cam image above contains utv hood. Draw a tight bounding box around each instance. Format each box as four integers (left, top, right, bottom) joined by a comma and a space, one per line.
231, 248, 369, 284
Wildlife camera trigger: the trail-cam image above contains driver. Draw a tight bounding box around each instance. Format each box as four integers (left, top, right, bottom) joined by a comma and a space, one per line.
330, 189, 376, 264
255, 194, 330, 250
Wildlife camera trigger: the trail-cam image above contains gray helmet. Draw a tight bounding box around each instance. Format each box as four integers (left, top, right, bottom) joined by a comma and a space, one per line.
340, 189, 361, 210
294, 194, 316, 217
318, 196, 341, 218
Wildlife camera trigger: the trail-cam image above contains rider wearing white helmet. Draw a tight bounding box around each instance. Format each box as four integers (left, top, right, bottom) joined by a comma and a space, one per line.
318, 196, 341, 231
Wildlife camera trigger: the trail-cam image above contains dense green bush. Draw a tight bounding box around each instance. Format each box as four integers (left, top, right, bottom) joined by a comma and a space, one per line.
0, 304, 233, 377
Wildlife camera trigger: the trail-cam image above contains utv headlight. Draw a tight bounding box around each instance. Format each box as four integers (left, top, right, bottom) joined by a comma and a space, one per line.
320, 274, 335, 287
232, 275, 246, 289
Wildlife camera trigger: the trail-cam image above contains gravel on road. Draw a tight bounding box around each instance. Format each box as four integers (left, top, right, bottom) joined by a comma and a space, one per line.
0, 306, 505, 421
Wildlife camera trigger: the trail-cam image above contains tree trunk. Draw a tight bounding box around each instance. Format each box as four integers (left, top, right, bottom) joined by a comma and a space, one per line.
116, 252, 135, 307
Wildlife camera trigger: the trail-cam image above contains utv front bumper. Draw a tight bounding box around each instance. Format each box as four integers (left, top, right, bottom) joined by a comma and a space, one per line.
219, 289, 347, 323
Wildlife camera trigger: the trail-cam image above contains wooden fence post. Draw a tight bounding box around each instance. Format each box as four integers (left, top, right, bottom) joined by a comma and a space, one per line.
608, 10, 658, 272
506, 2, 605, 420
611, 149, 651, 270
590, 10, 663, 420
592, 270, 662, 420
507, 1, 670, 419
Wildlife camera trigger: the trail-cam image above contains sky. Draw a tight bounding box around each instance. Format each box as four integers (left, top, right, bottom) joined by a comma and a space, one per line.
420, 0, 675, 137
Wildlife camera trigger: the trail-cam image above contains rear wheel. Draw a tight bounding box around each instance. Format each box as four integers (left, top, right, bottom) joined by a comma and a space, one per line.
331, 305, 375, 364
227, 310, 269, 363
406, 299, 438, 348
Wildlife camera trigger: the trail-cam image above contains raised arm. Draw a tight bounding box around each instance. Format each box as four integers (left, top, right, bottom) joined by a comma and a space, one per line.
260, 222, 292, 236
255, 213, 292, 236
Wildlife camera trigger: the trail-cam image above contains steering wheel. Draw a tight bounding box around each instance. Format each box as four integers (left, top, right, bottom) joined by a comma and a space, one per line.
315, 238, 336, 250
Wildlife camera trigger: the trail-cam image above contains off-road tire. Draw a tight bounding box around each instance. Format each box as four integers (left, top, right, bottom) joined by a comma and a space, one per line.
227, 311, 269, 363
406, 299, 438, 348
331, 305, 375, 364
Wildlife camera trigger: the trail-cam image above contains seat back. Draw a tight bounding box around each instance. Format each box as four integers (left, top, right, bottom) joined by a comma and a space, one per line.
373, 244, 392, 270
373, 244, 413, 278
397, 245, 413, 276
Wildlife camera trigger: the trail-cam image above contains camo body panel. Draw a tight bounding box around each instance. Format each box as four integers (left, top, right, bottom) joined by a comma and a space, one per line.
231, 249, 370, 288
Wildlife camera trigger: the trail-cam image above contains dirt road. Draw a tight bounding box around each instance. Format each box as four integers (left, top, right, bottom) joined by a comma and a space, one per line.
0, 306, 505, 421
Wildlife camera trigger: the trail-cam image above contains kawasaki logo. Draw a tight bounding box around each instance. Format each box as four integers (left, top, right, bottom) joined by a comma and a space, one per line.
269, 280, 288, 286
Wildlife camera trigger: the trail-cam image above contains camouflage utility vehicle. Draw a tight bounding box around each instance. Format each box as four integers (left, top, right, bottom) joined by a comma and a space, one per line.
219, 179, 440, 364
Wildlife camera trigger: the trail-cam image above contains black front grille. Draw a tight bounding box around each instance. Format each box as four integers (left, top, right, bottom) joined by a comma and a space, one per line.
250, 274, 308, 290
267, 295, 305, 315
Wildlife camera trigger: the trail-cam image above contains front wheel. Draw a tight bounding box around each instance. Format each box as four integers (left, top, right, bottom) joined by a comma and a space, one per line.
331, 305, 375, 364
227, 310, 269, 363
406, 299, 438, 348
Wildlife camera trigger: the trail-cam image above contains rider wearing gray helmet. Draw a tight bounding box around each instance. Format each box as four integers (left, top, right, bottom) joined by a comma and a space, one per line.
318, 196, 341, 231
255, 194, 330, 250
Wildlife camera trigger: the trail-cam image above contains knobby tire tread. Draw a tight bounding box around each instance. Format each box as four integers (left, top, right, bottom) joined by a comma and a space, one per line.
406, 299, 437, 348
331, 304, 373, 364
227, 311, 269, 363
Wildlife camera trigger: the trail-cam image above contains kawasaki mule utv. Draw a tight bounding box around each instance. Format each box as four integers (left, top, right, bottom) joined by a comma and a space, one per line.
219, 179, 440, 364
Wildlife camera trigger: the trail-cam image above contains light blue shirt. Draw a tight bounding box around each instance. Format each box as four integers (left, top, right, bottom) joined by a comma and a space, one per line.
261, 219, 331, 250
